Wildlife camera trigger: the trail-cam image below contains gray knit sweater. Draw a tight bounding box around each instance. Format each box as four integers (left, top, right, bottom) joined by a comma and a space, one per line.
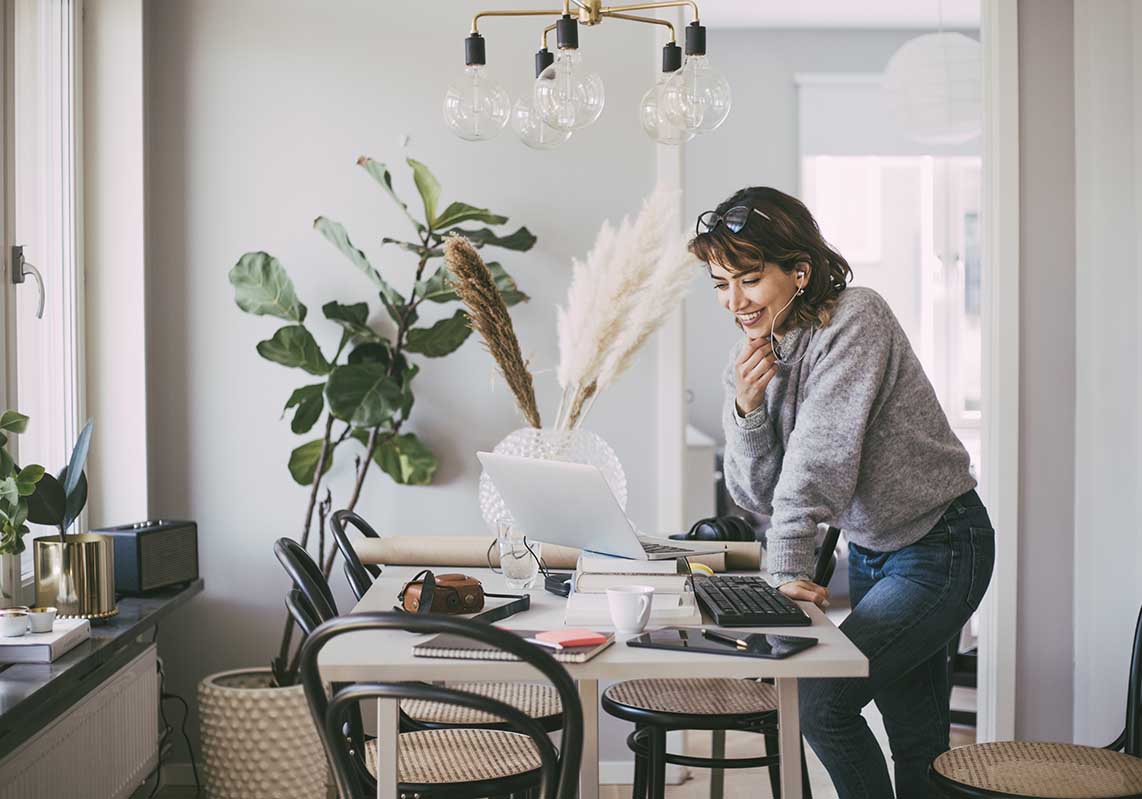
722, 286, 977, 585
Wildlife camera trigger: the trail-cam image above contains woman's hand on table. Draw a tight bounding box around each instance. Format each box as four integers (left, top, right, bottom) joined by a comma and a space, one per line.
779, 579, 830, 609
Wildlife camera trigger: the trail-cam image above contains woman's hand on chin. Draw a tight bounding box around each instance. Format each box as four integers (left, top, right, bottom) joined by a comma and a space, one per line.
734, 336, 778, 416
778, 579, 830, 609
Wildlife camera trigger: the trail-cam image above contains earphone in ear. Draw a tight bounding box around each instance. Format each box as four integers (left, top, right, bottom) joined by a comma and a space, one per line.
796, 271, 806, 295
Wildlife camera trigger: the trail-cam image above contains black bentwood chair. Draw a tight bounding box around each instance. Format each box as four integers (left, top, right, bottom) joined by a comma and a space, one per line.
929, 604, 1142, 798
330, 510, 383, 602
601, 526, 843, 799
298, 612, 584, 799
275, 536, 564, 733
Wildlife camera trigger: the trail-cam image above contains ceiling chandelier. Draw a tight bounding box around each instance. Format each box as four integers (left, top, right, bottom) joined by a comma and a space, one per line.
443, 0, 731, 149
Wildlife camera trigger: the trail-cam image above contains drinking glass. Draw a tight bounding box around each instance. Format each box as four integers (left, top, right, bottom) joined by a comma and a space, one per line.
497, 521, 541, 590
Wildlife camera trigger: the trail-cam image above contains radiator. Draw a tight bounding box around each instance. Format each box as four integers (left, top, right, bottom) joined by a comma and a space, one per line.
0, 644, 159, 799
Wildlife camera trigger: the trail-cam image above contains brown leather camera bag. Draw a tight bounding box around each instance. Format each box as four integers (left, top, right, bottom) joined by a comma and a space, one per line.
399, 571, 485, 614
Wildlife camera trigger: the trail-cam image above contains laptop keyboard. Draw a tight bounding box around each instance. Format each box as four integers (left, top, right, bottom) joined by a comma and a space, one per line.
692, 575, 812, 627
640, 541, 697, 556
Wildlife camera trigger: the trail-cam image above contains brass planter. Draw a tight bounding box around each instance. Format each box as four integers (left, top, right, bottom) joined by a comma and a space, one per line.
34, 534, 117, 619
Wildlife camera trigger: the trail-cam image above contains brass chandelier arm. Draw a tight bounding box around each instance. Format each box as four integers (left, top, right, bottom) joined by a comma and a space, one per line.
541, 21, 558, 49
599, 11, 676, 42
471, 8, 568, 35
602, 0, 699, 24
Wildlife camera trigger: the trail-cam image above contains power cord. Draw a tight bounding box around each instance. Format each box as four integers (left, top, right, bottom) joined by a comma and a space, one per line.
138, 625, 202, 797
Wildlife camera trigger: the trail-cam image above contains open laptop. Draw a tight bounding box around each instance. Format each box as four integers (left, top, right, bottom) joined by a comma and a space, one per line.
477, 452, 721, 560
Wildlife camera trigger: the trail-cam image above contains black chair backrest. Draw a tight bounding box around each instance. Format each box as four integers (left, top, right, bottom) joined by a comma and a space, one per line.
299, 613, 583, 799
813, 526, 843, 588
331, 510, 382, 602
285, 588, 321, 638
1126, 604, 1142, 756
274, 538, 338, 621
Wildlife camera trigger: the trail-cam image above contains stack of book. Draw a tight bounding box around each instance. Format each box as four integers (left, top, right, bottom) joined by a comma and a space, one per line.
563, 554, 703, 626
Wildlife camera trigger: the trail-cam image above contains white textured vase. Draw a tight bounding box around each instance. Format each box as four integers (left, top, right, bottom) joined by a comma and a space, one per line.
198, 668, 330, 799
478, 427, 627, 531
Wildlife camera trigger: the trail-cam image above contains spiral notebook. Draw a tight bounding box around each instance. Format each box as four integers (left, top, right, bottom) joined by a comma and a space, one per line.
412, 629, 614, 664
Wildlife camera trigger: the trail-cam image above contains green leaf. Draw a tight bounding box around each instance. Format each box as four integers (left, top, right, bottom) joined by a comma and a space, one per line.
347, 341, 393, 366
322, 301, 380, 342
26, 472, 64, 526
487, 262, 529, 307
380, 238, 439, 257
283, 384, 325, 435
229, 252, 307, 322
433, 202, 509, 231
256, 325, 331, 376
449, 226, 537, 252
357, 156, 425, 233
415, 265, 459, 303
0, 447, 14, 480
375, 433, 438, 486
288, 439, 334, 486
60, 467, 87, 532
314, 217, 406, 321
399, 363, 419, 419
325, 363, 403, 428
63, 419, 94, 500
15, 464, 44, 496
405, 310, 472, 357
0, 411, 29, 434
406, 158, 442, 228
0, 478, 17, 507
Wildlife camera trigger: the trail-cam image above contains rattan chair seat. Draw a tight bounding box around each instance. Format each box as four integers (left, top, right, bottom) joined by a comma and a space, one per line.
932, 742, 1142, 798
364, 728, 543, 784
604, 678, 779, 716
404, 681, 562, 725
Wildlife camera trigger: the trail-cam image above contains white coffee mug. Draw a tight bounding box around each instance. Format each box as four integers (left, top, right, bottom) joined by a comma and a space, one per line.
0, 610, 28, 637
27, 607, 57, 633
606, 585, 654, 634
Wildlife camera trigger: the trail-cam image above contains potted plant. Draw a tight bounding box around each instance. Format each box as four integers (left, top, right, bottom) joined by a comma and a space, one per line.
0, 411, 46, 607
24, 420, 114, 618
197, 153, 536, 799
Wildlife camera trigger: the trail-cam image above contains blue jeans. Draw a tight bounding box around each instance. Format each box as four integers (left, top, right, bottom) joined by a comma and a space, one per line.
799, 490, 995, 799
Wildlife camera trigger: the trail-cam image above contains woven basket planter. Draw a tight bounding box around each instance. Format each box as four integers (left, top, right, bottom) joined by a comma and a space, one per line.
198, 668, 331, 799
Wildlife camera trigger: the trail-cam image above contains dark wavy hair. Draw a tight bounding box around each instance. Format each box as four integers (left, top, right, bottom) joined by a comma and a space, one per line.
689, 186, 852, 330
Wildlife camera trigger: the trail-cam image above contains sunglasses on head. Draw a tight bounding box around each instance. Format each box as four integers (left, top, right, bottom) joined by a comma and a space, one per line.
695, 205, 772, 237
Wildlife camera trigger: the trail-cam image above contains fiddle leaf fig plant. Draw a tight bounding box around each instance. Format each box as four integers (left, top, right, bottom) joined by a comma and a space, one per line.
230, 154, 535, 686
0, 411, 46, 555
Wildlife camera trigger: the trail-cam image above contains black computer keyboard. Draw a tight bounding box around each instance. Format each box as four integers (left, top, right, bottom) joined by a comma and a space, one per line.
692, 575, 812, 627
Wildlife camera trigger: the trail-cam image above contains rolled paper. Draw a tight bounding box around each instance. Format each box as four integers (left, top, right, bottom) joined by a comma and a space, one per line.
353, 536, 761, 573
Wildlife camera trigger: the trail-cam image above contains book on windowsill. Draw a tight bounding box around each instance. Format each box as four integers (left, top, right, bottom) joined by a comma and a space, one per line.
412, 628, 614, 664
0, 617, 90, 663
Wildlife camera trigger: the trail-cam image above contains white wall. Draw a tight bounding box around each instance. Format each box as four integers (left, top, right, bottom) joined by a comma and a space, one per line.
681, 29, 939, 440
1072, 0, 1142, 747
144, 0, 657, 764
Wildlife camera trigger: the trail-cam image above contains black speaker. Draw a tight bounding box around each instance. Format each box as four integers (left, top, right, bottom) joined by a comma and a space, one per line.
94, 520, 199, 594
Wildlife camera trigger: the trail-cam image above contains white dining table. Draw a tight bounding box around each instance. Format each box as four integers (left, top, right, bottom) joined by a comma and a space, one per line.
319, 567, 868, 799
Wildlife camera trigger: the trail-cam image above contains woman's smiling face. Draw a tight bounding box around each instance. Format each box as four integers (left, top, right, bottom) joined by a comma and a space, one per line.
709, 259, 806, 340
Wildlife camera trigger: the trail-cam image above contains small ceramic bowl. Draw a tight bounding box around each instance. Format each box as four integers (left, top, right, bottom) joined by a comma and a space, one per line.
27, 606, 57, 633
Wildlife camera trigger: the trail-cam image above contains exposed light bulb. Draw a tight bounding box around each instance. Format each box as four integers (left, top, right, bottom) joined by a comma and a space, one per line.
512, 97, 572, 150
639, 76, 695, 145
661, 54, 732, 133
533, 50, 605, 131
443, 65, 511, 141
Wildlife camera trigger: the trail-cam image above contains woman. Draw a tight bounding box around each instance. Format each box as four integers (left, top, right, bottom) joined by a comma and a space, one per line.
690, 186, 994, 799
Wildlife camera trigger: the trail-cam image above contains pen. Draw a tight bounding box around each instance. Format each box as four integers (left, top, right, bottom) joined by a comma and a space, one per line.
701, 628, 750, 649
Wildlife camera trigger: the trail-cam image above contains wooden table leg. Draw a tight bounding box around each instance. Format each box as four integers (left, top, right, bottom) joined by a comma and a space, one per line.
776, 678, 802, 799
578, 679, 599, 799
376, 698, 400, 799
